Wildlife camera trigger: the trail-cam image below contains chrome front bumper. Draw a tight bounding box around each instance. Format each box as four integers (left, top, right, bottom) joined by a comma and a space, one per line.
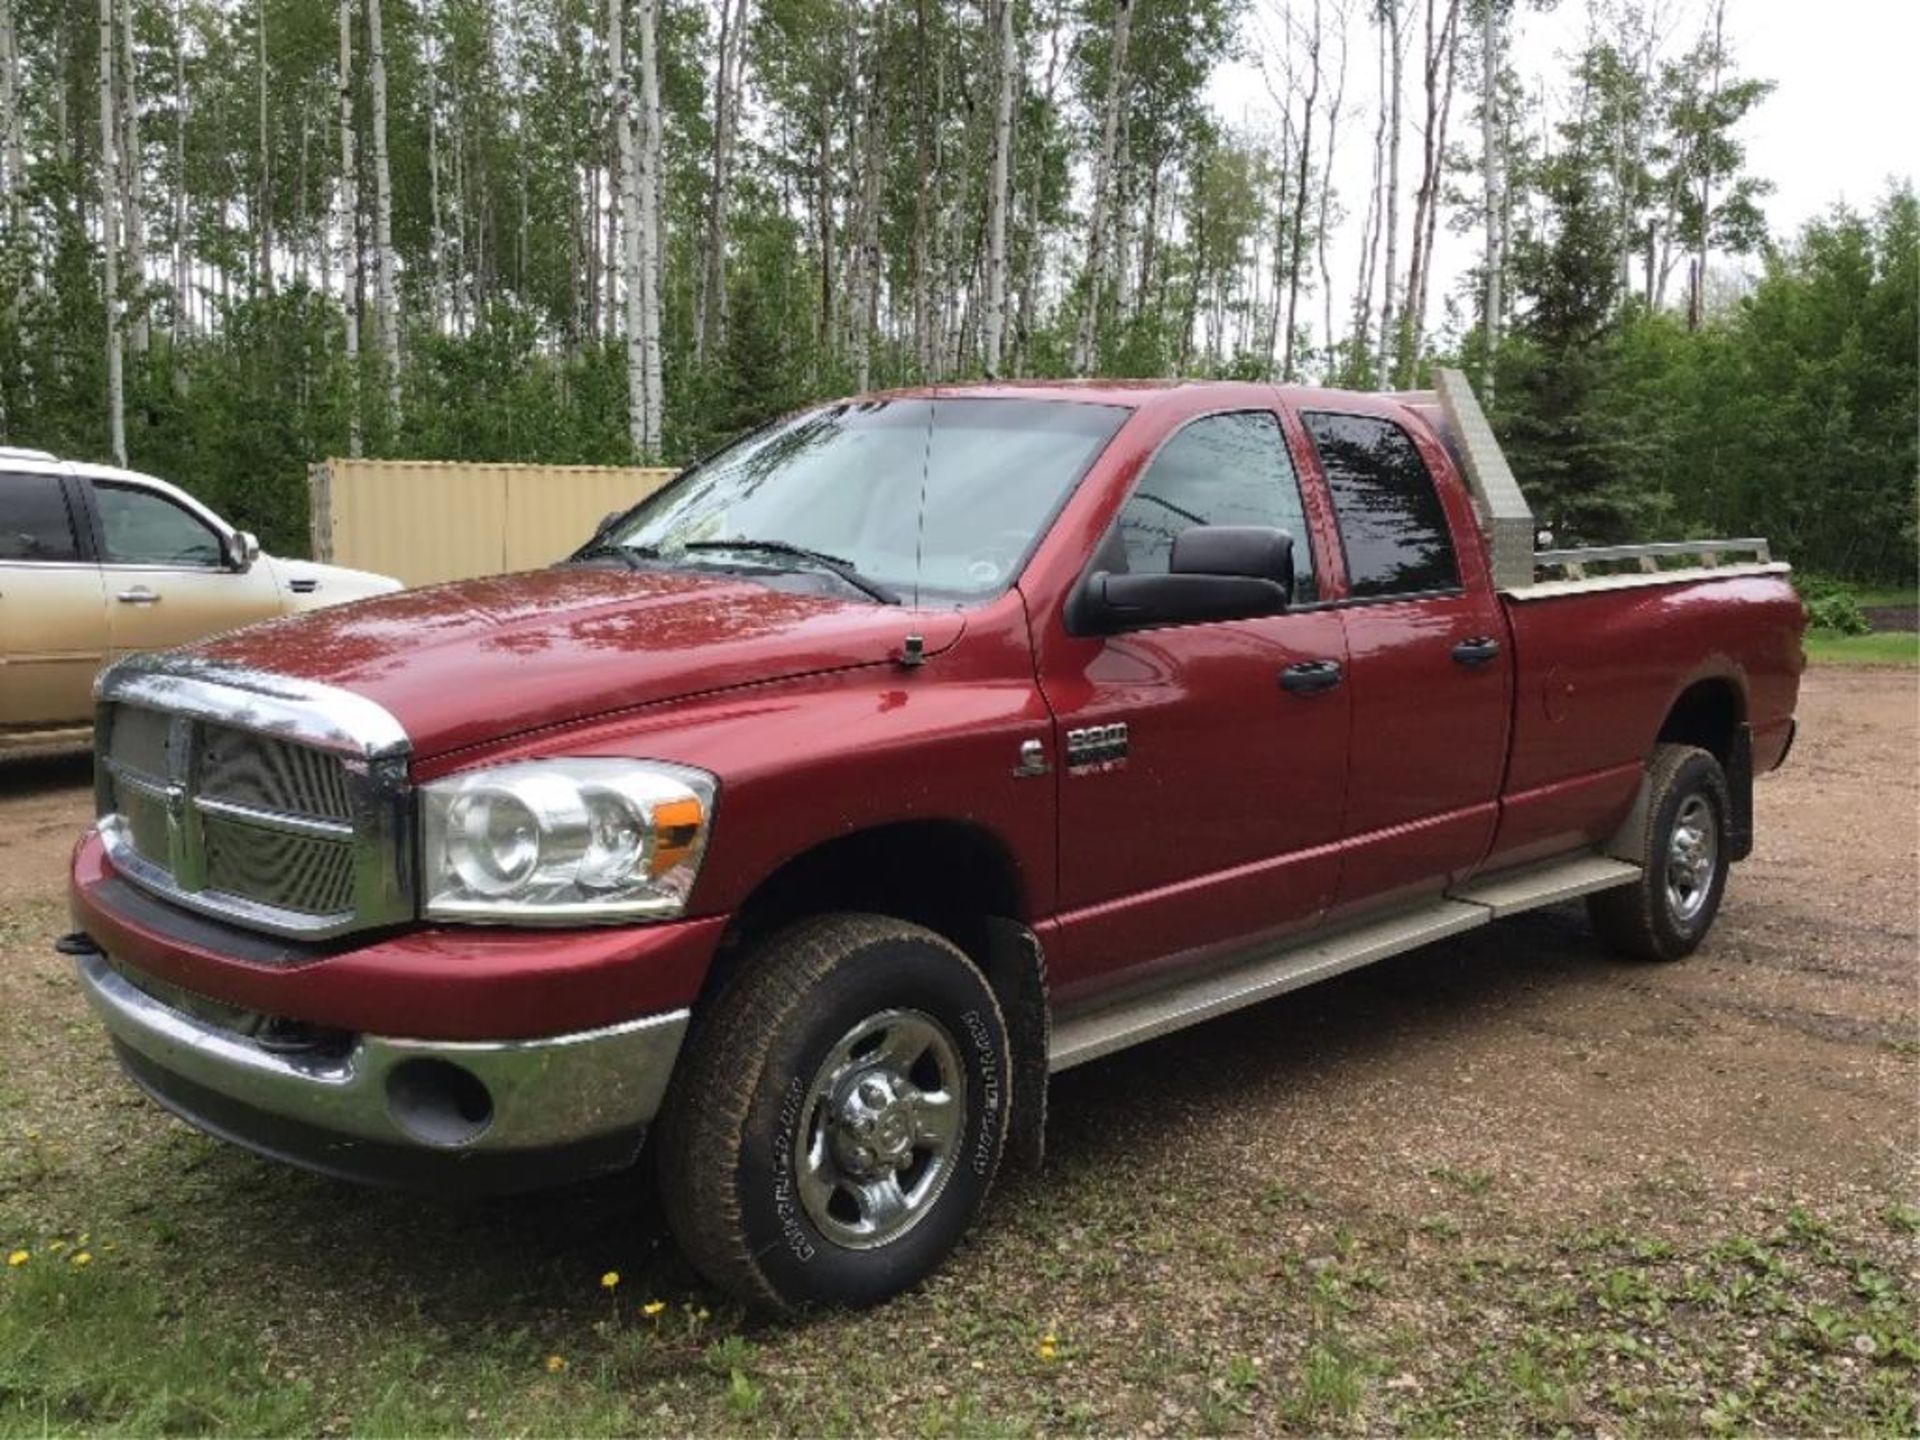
76, 951, 689, 1192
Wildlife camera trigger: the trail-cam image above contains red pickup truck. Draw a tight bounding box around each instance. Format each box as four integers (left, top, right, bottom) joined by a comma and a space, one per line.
67, 372, 1803, 1311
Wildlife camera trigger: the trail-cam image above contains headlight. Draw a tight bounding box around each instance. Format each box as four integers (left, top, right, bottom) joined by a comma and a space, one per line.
420, 759, 716, 923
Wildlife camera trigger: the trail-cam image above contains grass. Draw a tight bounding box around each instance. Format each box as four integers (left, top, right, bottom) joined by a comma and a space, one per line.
4, 1080, 1915, 1436
2, 889, 1915, 1434
1804, 629, 1919, 667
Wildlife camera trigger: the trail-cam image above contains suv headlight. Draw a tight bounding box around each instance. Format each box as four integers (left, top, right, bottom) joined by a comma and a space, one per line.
420, 759, 716, 923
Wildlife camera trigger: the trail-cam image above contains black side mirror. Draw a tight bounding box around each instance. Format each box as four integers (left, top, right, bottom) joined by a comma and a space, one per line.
594, 510, 623, 539
1076, 526, 1294, 634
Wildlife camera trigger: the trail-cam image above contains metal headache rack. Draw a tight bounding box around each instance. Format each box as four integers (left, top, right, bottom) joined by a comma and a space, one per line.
1416, 367, 1789, 599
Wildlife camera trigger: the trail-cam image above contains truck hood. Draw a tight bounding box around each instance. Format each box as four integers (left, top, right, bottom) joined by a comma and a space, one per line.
187, 567, 964, 759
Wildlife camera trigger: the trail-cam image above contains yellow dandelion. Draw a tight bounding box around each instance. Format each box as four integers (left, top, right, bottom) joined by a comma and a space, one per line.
544, 1355, 566, 1374
71, 1252, 92, 1267
641, 1300, 667, 1317
600, 1270, 621, 1290
6, 1250, 27, 1268
1037, 1342, 1058, 1362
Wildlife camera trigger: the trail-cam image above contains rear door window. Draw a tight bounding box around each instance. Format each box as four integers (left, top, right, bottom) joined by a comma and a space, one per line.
0, 473, 82, 562
1302, 411, 1459, 599
1115, 410, 1317, 602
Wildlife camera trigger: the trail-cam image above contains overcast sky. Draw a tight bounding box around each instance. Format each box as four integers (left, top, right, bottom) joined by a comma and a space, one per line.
1204, 0, 1918, 356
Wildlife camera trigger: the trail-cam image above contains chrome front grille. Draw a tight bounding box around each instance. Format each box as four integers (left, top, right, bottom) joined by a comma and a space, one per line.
199, 724, 354, 822
92, 657, 414, 941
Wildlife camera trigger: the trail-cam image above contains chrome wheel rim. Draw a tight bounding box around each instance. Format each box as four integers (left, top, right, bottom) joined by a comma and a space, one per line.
796, 1008, 967, 1251
1664, 794, 1718, 924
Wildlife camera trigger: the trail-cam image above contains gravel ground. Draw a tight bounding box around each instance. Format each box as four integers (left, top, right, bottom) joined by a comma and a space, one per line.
0, 666, 1914, 1435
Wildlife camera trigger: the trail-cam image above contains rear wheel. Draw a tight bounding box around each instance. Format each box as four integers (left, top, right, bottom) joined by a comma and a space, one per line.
657, 914, 1011, 1312
1588, 743, 1732, 962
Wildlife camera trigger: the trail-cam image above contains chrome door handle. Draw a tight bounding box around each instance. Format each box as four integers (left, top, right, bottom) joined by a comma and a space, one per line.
115, 587, 161, 605
1451, 635, 1500, 667
1280, 659, 1343, 695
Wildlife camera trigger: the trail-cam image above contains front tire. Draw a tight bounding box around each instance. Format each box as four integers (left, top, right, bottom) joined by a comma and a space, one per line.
657, 914, 1011, 1312
1588, 743, 1732, 962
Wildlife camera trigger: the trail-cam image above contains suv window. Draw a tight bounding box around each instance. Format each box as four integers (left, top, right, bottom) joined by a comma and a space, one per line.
0, 473, 82, 562
96, 483, 224, 568
1302, 411, 1459, 598
1114, 411, 1317, 602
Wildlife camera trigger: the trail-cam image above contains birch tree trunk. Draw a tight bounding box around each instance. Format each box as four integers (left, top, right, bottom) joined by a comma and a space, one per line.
366, 0, 399, 418
636, 0, 664, 451
1281, 0, 1322, 382
610, 0, 644, 456
981, 0, 1015, 376
337, 0, 361, 455
1402, 0, 1458, 384
0, 0, 19, 229
1479, 0, 1503, 394
1688, 0, 1726, 331
1316, 11, 1347, 370
1350, 14, 1388, 375
854, 6, 885, 392
1071, 0, 1130, 375
120, 0, 145, 352
170, 0, 186, 363
1376, 0, 1406, 385
697, 0, 747, 363
98, 0, 125, 462
910, 0, 932, 375
255, 0, 272, 297
428, 34, 444, 335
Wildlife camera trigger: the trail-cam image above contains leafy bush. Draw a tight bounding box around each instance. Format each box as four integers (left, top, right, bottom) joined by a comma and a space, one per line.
1805, 591, 1872, 635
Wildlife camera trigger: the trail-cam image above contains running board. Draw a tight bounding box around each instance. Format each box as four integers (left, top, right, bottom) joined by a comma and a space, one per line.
1048, 853, 1641, 1072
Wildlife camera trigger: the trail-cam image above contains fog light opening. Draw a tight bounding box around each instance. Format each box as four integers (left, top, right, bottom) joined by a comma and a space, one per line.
385, 1058, 495, 1147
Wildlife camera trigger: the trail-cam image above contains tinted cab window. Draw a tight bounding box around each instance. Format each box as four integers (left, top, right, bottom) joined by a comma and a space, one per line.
96, 483, 224, 567
1302, 412, 1458, 598
1115, 411, 1317, 602
0, 473, 82, 562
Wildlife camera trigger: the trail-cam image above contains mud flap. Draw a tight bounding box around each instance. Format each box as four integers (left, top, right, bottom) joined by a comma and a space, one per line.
1727, 723, 1754, 862
983, 917, 1049, 1171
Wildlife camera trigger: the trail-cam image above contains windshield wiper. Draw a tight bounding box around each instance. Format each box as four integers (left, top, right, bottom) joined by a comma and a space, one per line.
571, 540, 662, 569
680, 539, 902, 605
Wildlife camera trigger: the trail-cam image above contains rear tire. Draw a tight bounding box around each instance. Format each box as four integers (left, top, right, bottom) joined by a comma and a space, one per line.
1588, 744, 1732, 962
657, 914, 1011, 1313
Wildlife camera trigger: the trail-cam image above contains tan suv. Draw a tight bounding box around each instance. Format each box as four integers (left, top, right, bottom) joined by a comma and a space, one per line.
1, 449, 401, 751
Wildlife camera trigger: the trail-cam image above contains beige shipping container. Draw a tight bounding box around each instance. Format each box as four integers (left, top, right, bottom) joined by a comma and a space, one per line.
309, 459, 675, 588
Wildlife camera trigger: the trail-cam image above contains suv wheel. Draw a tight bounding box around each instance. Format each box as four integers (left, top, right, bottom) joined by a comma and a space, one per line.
658, 913, 1011, 1312
1588, 743, 1733, 962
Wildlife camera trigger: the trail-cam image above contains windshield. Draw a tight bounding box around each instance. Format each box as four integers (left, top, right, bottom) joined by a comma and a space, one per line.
595, 398, 1128, 601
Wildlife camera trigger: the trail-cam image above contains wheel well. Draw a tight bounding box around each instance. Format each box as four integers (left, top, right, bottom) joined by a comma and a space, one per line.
1656, 679, 1744, 765
720, 820, 1024, 960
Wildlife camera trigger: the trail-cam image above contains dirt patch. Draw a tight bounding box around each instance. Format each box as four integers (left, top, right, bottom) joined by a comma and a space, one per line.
1864, 604, 1917, 633
1, 669, 1914, 1434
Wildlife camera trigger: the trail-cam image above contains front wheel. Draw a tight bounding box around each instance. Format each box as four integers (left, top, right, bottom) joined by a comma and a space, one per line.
657, 914, 1011, 1312
1588, 743, 1732, 961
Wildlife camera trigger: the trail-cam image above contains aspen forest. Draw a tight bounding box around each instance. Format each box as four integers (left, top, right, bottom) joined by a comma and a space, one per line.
0, 0, 1912, 580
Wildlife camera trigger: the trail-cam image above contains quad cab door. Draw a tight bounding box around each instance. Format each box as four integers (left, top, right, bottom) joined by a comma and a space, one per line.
1038, 407, 1351, 1005
1295, 408, 1513, 913
84, 478, 282, 655
0, 469, 107, 733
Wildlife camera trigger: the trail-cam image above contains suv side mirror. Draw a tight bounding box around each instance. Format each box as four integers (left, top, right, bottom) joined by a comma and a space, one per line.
225, 530, 260, 572
1078, 526, 1294, 633
594, 510, 623, 539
